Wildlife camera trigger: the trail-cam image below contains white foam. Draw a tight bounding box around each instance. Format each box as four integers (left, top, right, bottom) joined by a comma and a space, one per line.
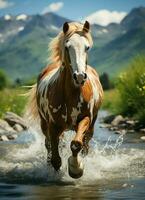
0, 127, 145, 184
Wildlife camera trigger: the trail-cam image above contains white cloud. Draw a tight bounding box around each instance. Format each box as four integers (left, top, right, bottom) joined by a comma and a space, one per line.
42, 2, 63, 14
84, 9, 127, 26
0, 0, 14, 9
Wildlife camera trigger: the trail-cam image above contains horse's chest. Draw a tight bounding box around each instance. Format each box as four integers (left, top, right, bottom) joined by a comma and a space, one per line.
37, 84, 95, 127
48, 97, 87, 126
65, 98, 90, 126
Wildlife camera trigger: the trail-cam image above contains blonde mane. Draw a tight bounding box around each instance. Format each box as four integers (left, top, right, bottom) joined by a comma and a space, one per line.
49, 22, 93, 65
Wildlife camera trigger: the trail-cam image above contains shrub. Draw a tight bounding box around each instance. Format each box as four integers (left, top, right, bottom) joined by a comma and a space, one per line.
116, 56, 145, 124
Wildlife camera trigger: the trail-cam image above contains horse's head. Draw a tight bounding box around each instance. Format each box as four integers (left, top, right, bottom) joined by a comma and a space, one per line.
63, 21, 92, 86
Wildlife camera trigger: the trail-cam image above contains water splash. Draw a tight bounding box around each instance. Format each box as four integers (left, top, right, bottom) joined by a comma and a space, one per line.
0, 126, 145, 185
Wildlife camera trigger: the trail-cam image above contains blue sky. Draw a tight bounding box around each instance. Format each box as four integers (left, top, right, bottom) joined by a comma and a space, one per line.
0, 0, 145, 22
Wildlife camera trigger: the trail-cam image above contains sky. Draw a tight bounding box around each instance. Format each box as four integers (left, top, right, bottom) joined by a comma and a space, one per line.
0, 0, 145, 25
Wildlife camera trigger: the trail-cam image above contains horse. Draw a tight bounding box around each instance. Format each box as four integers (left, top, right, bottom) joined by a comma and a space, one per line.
27, 21, 103, 179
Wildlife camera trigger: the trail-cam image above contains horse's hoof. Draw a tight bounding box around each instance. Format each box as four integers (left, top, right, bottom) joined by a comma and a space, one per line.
68, 156, 84, 179
51, 156, 62, 171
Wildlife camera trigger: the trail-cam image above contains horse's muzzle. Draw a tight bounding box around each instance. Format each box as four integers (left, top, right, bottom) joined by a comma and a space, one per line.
73, 72, 87, 86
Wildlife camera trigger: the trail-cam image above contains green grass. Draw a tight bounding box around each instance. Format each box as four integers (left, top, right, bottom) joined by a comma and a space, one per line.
0, 87, 28, 118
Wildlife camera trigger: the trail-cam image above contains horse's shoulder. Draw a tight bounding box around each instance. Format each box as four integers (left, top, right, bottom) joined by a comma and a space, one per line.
38, 63, 59, 81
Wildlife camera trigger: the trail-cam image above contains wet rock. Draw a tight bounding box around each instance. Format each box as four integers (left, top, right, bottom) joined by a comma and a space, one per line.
115, 130, 126, 135
4, 112, 28, 130
111, 115, 124, 126
13, 124, 24, 132
109, 127, 118, 131
126, 120, 136, 126
122, 183, 128, 187
99, 124, 111, 128
103, 115, 116, 124
119, 123, 128, 128
7, 134, 17, 140
140, 128, 145, 133
140, 136, 145, 141
0, 119, 16, 134
0, 135, 9, 141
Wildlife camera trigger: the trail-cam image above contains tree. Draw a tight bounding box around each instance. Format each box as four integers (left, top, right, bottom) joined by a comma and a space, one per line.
100, 72, 111, 90
0, 70, 8, 90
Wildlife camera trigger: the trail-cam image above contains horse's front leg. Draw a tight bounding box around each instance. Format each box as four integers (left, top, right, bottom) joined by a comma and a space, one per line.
68, 116, 90, 178
49, 124, 62, 171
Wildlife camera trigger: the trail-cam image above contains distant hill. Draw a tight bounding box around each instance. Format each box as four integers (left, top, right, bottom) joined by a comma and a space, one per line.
0, 7, 145, 81
90, 7, 145, 75
0, 12, 70, 81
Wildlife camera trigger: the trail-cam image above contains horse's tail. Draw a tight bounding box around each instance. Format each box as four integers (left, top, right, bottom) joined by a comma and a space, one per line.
25, 84, 39, 123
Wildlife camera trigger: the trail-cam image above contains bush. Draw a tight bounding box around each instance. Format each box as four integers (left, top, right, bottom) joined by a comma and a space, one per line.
0, 70, 8, 90
116, 56, 145, 124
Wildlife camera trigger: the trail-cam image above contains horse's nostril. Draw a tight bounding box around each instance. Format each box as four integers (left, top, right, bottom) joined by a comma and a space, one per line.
84, 73, 87, 79
73, 73, 77, 80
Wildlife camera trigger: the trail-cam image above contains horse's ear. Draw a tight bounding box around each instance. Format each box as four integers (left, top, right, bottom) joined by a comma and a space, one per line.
83, 21, 90, 33
63, 22, 69, 34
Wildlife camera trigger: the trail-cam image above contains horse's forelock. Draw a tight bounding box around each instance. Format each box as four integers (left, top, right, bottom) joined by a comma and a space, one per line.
48, 22, 93, 65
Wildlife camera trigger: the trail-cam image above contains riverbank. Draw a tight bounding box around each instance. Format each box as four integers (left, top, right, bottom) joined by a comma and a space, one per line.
0, 112, 28, 141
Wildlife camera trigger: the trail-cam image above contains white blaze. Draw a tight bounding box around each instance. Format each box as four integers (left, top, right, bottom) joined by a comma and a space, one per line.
65, 34, 90, 74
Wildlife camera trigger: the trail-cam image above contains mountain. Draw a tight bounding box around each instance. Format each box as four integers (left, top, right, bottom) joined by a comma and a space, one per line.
0, 12, 70, 81
90, 26, 145, 75
0, 7, 145, 82
89, 7, 145, 75
121, 6, 145, 30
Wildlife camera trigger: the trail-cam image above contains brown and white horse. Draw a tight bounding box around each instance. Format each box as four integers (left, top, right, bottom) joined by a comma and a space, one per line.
28, 21, 103, 179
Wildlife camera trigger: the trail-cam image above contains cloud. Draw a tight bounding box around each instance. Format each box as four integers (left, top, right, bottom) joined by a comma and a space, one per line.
0, 0, 14, 9
42, 2, 63, 14
84, 9, 127, 26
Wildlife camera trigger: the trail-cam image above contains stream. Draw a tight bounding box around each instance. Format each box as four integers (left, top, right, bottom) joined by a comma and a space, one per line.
0, 111, 145, 200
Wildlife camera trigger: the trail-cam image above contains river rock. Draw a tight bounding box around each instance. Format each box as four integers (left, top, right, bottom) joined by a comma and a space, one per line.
103, 115, 116, 124
126, 120, 136, 126
4, 112, 28, 130
115, 129, 126, 135
140, 136, 145, 141
111, 115, 124, 126
99, 124, 111, 128
0, 119, 16, 134
13, 124, 24, 132
109, 126, 118, 131
122, 183, 128, 188
140, 128, 145, 133
0, 135, 9, 141
7, 134, 17, 140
